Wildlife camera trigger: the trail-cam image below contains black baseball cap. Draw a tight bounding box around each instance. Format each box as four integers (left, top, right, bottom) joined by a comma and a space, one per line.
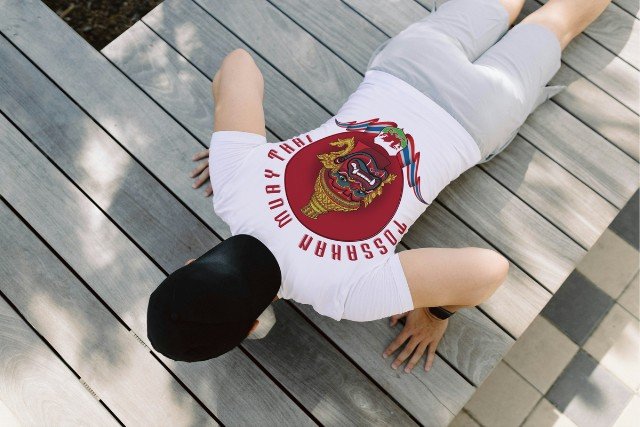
146, 234, 281, 362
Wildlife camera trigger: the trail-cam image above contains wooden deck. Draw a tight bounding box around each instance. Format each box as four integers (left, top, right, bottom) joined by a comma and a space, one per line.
0, 0, 637, 424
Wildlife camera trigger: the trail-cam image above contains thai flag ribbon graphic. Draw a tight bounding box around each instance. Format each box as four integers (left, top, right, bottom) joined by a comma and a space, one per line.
335, 118, 427, 204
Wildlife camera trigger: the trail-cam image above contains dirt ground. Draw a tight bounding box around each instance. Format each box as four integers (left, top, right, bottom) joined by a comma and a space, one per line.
43, 1, 162, 50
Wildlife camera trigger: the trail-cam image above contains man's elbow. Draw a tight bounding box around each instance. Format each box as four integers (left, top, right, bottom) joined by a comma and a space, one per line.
477, 249, 510, 303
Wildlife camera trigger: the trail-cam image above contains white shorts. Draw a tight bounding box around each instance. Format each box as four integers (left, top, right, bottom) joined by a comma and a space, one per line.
366, 0, 564, 163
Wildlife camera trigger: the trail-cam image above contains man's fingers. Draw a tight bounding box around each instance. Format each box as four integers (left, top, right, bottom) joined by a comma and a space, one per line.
204, 184, 213, 198
192, 167, 210, 189
425, 340, 439, 372
192, 149, 209, 161
383, 331, 409, 359
389, 311, 409, 327
391, 337, 419, 370
404, 342, 428, 373
190, 160, 208, 178
390, 314, 401, 327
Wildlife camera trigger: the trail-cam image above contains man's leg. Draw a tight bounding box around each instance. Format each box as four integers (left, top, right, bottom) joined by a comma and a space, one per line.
468, 0, 611, 161
498, 0, 526, 24
521, 0, 612, 50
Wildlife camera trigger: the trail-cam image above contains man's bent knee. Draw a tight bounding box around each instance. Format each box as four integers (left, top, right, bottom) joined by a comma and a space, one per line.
471, 249, 509, 305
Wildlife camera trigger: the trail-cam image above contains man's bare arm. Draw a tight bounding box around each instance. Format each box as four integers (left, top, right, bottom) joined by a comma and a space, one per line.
191, 48, 267, 196
383, 247, 509, 373
399, 246, 509, 310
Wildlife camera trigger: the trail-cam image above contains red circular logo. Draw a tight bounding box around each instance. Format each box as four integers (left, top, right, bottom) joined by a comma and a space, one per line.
284, 131, 403, 242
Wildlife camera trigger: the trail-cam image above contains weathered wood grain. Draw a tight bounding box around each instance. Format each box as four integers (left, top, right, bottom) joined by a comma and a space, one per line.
342, 0, 428, 36
102, 22, 279, 144
549, 64, 639, 161
613, 0, 640, 19
480, 136, 618, 248
0, 40, 217, 273
268, 0, 388, 72
0, 274, 118, 426
0, 119, 216, 426
139, 0, 330, 144
0, 6, 418, 425
439, 168, 584, 289
0, 108, 310, 425
193, 0, 361, 114
0, 0, 231, 237
539, 0, 639, 70
194, 0, 367, 115
295, 302, 478, 420
132, 1, 520, 383
244, 301, 422, 425
519, 101, 638, 210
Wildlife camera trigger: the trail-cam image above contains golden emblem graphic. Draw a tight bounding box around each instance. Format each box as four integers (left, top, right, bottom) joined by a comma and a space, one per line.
301, 137, 396, 219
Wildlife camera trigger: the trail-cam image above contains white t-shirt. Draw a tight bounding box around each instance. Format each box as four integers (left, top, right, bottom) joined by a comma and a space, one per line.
209, 69, 481, 322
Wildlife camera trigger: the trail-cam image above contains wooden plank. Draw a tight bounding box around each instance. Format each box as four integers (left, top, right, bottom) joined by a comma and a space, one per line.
193, 0, 368, 117
413, 0, 435, 11
266, 0, 620, 247
194, 2, 362, 114
294, 303, 477, 420
524, 0, 639, 114
0, 120, 216, 426
539, 0, 639, 69
138, 0, 328, 145
300, 300, 511, 388
100, 23, 278, 145
0, 113, 310, 425
102, 20, 475, 423
480, 136, 618, 249
134, 0, 517, 382
343, 0, 422, 36
342, 0, 428, 36
0, 0, 229, 238
0, 48, 217, 274
0, 11, 418, 426
0, 277, 118, 426
613, 0, 640, 19
549, 64, 639, 162
245, 301, 437, 425
268, 0, 388, 72
519, 101, 638, 210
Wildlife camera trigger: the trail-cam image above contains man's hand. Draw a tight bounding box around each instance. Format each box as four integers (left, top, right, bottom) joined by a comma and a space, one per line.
191, 148, 213, 197
383, 308, 449, 373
